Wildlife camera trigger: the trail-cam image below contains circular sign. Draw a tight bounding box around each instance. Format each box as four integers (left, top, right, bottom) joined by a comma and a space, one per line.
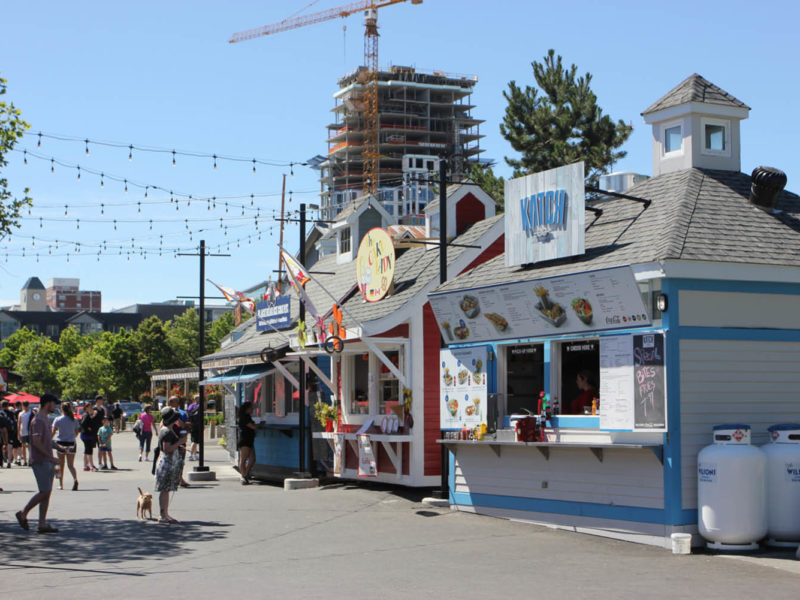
355, 227, 395, 302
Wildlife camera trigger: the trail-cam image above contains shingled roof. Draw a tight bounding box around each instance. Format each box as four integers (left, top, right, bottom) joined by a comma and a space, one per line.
642, 74, 750, 115
436, 168, 800, 293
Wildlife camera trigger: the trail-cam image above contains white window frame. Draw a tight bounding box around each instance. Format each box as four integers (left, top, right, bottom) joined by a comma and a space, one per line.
661, 121, 684, 157
700, 117, 731, 157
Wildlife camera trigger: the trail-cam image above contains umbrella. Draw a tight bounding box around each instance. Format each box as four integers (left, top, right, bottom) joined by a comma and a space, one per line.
3, 391, 40, 404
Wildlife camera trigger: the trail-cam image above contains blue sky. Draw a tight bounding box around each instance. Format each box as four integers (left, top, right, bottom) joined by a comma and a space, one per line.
1, 0, 798, 310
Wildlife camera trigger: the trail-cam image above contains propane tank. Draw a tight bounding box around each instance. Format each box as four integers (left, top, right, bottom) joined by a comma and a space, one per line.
763, 424, 800, 547
697, 424, 767, 550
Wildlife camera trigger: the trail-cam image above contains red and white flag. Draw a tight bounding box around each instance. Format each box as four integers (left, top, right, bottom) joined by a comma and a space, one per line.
279, 248, 319, 319
208, 280, 256, 314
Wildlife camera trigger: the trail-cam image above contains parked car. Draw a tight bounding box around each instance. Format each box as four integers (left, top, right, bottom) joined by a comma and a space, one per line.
119, 401, 144, 419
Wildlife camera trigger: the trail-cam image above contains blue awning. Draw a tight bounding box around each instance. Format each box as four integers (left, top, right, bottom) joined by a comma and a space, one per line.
199, 364, 274, 385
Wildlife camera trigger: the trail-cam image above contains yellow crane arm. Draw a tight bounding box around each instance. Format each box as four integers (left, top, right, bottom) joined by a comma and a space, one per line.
229, 0, 416, 44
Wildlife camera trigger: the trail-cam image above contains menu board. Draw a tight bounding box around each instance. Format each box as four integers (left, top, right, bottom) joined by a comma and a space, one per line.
440, 347, 488, 430
599, 333, 667, 432
357, 435, 377, 477
429, 266, 649, 345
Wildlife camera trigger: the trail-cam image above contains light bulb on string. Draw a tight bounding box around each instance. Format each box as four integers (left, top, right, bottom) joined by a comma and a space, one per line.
250, 194, 254, 207
66, 253, 70, 263
252, 159, 256, 174
32, 236, 35, 248
225, 202, 228, 213
84, 139, 90, 156
137, 202, 141, 214
64, 205, 68, 216
144, 186, 149, 199
76, 219, 80, 230
219, 218, 223, 229
149, 220, 153, 231
187, 195, 192, 207
23, 150, 27, 165
290, 163, 294, 177
213, 154, 217, 170
100, 173, 104, 188
113, 220, 117, 231
100, 203, 104, 216
50, 158, 55, 173
39, 217, 43, 229
36, 253, 39, 263
169, 191, 173, 204
77, 165, 81, 180
37, 133, 42, 148
124, 179, 128, 193
172, 150, 176, 166
128, 145, 133, 161
212, 197, 216, 210
207, 199, 211, 211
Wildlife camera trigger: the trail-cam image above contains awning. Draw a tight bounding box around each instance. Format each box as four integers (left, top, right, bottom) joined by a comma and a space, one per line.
199, 364, 274, 386
3, 391, 40, 404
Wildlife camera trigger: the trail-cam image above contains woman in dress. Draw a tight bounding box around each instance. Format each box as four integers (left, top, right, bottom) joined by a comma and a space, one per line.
52, 401, 80, 490
154, 407, 186, 524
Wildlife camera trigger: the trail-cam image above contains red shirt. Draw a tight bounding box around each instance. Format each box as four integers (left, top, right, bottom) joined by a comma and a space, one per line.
140, 413, 155, 433
570, 388, 598, 415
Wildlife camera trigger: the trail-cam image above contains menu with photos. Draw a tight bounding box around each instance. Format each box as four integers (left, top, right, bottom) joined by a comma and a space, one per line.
440, 347, 488, 430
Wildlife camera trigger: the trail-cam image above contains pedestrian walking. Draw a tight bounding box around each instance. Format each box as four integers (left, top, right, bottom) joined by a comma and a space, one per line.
154, 406, 186, 524
2, 400, 20, 467
237, 401, 257, 485
18, 401, 33, 466
138, 405, 157, 461
80, 405, 99, 471
168, 396, 191, 488
187, 394, 202, 461
112, 402, 123, 433
52, 401, 80, 490
0, 402, 11, 468
97, 417, 117, 469
16, 393, 65, 534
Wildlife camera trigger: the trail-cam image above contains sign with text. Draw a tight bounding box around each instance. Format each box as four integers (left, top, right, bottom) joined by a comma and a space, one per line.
356, 227, 396, 302
256, 296, 291, 332
440, 346, 488, 430
505, 161, 585, 266
429, 266, 649, 345
357, 434, 377, 477
599, 332, 667, 431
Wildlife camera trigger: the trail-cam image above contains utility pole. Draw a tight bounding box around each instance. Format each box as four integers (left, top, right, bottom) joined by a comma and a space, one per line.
277, 174, 287, 293
298, 203, 308, 476
437, 158, 450, 499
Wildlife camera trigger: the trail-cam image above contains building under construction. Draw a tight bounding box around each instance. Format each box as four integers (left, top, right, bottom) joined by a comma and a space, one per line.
318, 65, 484, 223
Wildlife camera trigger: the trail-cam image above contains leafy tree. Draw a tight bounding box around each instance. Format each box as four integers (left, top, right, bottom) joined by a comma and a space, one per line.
166, 308, 200, 367
0, 326, 38, 367
132, 316, 173, 373
207, 311, 235, 352
500, 49, 632, 184
15, 336, 63, 395
58, 348, 114, 400
468, 164, 505, 213
58, 326, 92, 363
104, 329, 143, 399
0, 74, 32, 240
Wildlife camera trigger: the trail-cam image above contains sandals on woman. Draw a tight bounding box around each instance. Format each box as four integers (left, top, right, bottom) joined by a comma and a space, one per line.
158, 516, 179, 524
15, 511, 29, 530
37, 524, 59, 534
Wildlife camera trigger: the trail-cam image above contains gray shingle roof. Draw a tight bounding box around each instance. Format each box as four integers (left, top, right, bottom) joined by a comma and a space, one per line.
22, 277, 45, 290
436, 168, 800, 293
642, 74, 750, 115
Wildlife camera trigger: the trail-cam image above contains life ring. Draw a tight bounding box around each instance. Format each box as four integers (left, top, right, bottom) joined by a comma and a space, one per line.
323, 336, 344, 354
260, 347, 278, 363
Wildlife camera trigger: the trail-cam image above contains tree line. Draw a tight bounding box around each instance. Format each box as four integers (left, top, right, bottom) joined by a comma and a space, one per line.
0, 309, 236, 401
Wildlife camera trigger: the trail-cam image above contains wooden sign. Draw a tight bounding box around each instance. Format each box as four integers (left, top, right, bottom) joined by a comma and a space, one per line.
356, 228, 395, 302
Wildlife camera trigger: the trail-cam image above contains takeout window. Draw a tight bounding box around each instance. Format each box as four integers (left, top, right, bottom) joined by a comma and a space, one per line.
504, 343, 545, 416
559, 340, 599, 415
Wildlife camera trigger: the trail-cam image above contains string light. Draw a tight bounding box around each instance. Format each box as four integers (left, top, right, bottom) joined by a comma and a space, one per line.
50, 158, 55, 173
37, 133, 42, 148
213, 154, 218, 170
172, 150, 176, 166
128, 145, 133, 161
124, 179, 128, 193
77, 165, 81, 180
100, 173, 104, 188
85, 139, 90, 156
23, 150, 27, 165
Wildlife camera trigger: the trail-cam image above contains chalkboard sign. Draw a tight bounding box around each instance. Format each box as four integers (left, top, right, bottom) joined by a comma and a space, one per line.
633, 333, 665, 429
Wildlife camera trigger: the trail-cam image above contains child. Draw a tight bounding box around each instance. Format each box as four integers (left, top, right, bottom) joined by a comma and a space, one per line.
97, 418, 117, 470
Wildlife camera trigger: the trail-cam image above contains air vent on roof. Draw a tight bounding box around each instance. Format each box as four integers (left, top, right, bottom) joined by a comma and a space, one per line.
750, 166, 787, 211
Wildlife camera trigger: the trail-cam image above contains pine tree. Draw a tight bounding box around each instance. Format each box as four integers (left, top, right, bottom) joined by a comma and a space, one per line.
500, 50, 632, 184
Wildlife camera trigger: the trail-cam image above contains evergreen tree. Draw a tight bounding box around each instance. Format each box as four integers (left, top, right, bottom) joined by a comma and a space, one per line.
468, 164, 505, 213
500, 49, 632, 184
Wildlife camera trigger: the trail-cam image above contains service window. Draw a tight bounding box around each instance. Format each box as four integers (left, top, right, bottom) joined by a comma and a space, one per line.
506, 344, 544, 415
243, 378, 265, 419
351, 353, 370, 414
560, 340, 600, 415
378, 350, 402, 415
257, 374, 275, 418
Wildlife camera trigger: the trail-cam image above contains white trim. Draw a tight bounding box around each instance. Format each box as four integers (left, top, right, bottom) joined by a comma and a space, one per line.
700, 116, 731, 157
660, 120, 684, 157
363, 337, 408, 388
299, 355, 336, 399
660, 259, 800, 283
642, 102, 749, 124
631, 263, 666, 281
272, 361, 300, 390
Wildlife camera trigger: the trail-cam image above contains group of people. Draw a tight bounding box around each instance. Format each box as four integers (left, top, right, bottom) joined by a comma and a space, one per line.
0, 399, 35, 468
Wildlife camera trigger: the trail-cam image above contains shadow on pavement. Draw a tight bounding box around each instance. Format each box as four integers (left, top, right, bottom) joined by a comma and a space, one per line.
0, 517, 231, 568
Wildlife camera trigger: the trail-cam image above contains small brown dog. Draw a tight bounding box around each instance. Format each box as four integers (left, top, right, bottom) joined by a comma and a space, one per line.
137, 487, 153, 520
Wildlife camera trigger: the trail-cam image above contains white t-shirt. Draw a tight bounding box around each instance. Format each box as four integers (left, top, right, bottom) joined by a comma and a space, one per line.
53, 415, 79, 443
19, 409, 33, 437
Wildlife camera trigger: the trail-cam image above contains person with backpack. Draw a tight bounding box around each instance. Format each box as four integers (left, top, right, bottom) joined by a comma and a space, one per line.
187, 394, 203, 461
2, 400, 20, 468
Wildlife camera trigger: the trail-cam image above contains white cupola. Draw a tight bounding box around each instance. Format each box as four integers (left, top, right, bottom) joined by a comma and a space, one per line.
642, 74, 750, 176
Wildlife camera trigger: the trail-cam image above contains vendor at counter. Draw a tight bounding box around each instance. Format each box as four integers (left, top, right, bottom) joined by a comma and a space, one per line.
570, 371, 599, 415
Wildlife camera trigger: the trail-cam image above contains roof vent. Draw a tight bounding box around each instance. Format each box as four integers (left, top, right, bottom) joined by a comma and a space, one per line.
750, 166, 787, 211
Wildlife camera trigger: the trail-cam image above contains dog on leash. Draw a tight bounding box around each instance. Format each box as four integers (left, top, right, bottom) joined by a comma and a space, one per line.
137, 487, 153, 520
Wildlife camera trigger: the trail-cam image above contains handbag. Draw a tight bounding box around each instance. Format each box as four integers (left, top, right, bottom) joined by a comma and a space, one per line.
132, 419, 143, 437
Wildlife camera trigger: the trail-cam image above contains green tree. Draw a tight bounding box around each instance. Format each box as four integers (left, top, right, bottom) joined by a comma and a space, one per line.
468, 164, 505, 212
500, 49, 632, 184
166, 308, 200, 367
133, 316, 173, 373
0, 326, 38, 367
15, 336, 63, 395
58, 348, 114, 400
207, 311, 235, 352
104, 329, 143, 399
0, 74, 32, 240
58, 326, 92, 363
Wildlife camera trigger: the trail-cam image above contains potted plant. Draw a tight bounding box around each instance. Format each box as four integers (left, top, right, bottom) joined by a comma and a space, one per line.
313, 400, 339, 432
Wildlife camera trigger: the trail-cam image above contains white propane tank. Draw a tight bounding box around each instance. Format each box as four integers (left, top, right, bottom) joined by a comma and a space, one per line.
763, 424, 800, 547
697, 424, 767, 550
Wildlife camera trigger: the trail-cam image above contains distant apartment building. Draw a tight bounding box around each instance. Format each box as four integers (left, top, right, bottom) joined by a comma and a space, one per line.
46, 278, 101, 312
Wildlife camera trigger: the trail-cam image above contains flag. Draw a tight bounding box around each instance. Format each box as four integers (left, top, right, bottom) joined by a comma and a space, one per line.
280, 249, 319, 319
208, 280, 256, 314
264, 278, 280, 303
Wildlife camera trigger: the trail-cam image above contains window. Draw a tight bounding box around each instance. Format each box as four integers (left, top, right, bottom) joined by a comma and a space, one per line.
505, 344, 545, 415
350, 353, 369, 414
245, 377, 267, 419
560, 340, 600, 415
378, 350, 402, 415
340, 227, 351, 254
664, 125, 682, 154
701, 118, 730, 156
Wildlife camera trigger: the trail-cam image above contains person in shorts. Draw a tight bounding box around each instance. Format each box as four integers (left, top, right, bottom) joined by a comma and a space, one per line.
80, 404, 99, 471
18, 401, 33, 466
16, 393, 65, 534
52, 401, 80, 490
97, 417, 117, 470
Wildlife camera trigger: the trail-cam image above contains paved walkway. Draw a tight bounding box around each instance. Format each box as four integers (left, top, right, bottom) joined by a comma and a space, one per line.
1, 430, 799, 599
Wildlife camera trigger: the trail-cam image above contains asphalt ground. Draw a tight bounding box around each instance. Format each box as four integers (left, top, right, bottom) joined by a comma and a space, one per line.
1, 430, 799, 599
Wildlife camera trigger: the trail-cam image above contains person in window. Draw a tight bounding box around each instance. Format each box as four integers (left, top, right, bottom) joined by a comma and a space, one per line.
570, 371, 599, 415
237, 401, 257, 485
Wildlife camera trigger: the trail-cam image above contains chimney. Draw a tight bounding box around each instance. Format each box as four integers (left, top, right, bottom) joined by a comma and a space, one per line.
749, 166, 787, 211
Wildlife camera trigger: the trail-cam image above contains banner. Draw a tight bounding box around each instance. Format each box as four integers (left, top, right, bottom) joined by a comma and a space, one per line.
333, 433, 344, 475
256, 296, 291, 331
429, 266, 650, 345
357, 434, 377, 477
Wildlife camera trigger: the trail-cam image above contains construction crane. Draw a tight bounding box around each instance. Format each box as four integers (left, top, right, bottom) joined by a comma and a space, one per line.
230, 0, 422, 198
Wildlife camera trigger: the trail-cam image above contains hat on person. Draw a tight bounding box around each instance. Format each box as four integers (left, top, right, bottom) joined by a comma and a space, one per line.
95, 394, 105, 401
160, 406, 179, 426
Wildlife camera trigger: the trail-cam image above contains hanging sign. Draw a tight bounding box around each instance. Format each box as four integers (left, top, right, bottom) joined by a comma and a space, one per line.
599, 332, 667, 432
356, 227, 396, 302
440, 347, 488, 430
256, 296, 291, 331
357, 434, 378, 477
505, 161, 585, 266
429, 266, 650, 344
